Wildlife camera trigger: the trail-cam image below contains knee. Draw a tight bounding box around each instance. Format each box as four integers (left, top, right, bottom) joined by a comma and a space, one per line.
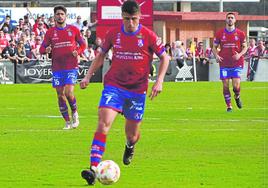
57, 94, 66, 102
65, 91, 74, 100
97, 120, 112, 134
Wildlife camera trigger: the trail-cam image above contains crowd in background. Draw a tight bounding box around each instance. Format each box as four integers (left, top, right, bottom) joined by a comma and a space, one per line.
1, 14, 268, 73
164, 39, 267, 67
0, 14, 98, 64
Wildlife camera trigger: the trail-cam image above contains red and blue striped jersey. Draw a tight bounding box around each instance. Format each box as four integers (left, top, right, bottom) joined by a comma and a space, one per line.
101, 24, 165, 94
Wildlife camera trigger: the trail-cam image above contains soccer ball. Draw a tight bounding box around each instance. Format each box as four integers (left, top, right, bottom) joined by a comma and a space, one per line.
96, 160, 120, 185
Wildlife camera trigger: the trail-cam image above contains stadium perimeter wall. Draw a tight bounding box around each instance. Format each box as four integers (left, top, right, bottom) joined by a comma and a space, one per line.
209, 59, 268, 82
1, 59, 267, 84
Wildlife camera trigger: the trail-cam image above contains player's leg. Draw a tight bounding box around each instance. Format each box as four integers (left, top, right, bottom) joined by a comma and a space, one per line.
55, 86, 71, 129
64, 69, 79, 128
81, 108, 118, 185
122, 92, 146, 165
232, 77, 242, 109
82, 86, 122, 185
123, 120, 141, 165
220, 68, 232, 112
222, 79, 232, 112
52, 71, 71, 128
65, 84, 79, 128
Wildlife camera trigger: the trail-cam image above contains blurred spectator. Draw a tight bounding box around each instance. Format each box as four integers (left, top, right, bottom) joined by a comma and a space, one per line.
17, 18, 24, 30
33, 16, 42, 32
205, 46, 215, 63
186, 41, 194, 60
47, 16, 55, 28
16, 40, 30, 64
20, 33, 33, 59
94, 37, 102, 56
173, 40, 187, 68
23, 15, 32, 31
81, 44, 95, 62
13, 26, 22, 42
32, 35, 47, 61
88, 19, 97, 30
0, 15, 14, 33
82, 20, 89, 31
0, 30, 9, 54
2, 26, 11, 41
164, 43, 172, 60
263, 41, 268, 58
40, 14, 49, 29
29, 31, 36, 47
106, 48, 113, 65
80, 29, 86, 37
248, 40, 265, 81
164, 43, 172, 75
34, 21, 47, 36
85, 29, 95, 47
254, 40, 265, 57
246, 38, 257, 79
72, 15, 83, 30
196, 42, 209, 65
170, 41, 176, 58
1, 40, 18, 63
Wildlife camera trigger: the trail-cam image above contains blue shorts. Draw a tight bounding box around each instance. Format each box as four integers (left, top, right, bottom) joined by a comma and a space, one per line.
52, 69, 78, 87
99, 85, 146, 122
220, 67, 243, 80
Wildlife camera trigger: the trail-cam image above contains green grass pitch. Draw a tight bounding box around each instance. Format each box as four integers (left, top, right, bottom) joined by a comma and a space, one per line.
0, 82, 267, 187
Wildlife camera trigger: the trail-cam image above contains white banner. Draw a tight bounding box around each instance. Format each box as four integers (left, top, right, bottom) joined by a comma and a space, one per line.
0, 7, 91, 26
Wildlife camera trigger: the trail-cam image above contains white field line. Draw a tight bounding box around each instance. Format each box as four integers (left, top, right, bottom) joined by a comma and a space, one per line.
0, 115, 267, 123
2, 128, 268, 133
0, 114, 93, 118
145, 117, 268, 123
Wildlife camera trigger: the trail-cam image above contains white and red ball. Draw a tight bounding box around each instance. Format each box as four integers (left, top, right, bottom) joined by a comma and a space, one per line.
96, 160, 120, 185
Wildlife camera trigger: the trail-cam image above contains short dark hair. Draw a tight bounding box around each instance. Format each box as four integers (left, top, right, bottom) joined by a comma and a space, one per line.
226, 12, 235, 18
54, 5, 67, 14
121, 0, 140, 15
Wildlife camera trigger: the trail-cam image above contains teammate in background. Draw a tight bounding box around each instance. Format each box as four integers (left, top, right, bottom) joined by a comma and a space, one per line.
40, 5, 86, 129
212, 12, 248, 112
80, 0, 169, 185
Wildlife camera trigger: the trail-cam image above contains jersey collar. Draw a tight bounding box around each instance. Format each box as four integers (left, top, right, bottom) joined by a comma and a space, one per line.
121, 24, 141, 36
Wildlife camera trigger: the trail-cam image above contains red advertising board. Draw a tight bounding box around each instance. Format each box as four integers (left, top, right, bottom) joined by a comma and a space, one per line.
96, 0, 153, 40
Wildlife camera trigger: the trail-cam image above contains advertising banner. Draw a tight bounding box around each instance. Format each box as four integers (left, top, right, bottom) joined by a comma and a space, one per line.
15, 60, 102, 84
0, 61, 14, 84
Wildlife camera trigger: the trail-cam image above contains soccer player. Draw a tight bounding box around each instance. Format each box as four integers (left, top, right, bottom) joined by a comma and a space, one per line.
80, 0, 169, 185
40, 5, 86, 129
212, 12, 248, 112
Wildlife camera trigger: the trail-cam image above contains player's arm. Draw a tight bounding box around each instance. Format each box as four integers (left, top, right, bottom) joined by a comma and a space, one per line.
212, 42, 223, 63
232, 41, 248, 61
73, 29, 87, 57
80, 52, 106, 89
149, 51, 169, 100
39, 30, 51, 54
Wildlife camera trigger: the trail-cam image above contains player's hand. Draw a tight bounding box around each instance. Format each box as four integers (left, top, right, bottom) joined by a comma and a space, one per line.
149, 80, 163, 100
72, 50, 78, 57
215, 54, 223, 63
80, 77, 90, 89
45, 46, 52, 54
232, 52, 241, 61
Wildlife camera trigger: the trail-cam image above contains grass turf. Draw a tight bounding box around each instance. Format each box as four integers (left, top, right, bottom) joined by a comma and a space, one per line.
0, 82, 267, 187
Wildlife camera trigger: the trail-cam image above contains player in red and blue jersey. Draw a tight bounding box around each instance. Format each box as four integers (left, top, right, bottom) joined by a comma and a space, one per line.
80, 0, 169, 185
40, 5, 86, 129
212, 12, 248, 112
